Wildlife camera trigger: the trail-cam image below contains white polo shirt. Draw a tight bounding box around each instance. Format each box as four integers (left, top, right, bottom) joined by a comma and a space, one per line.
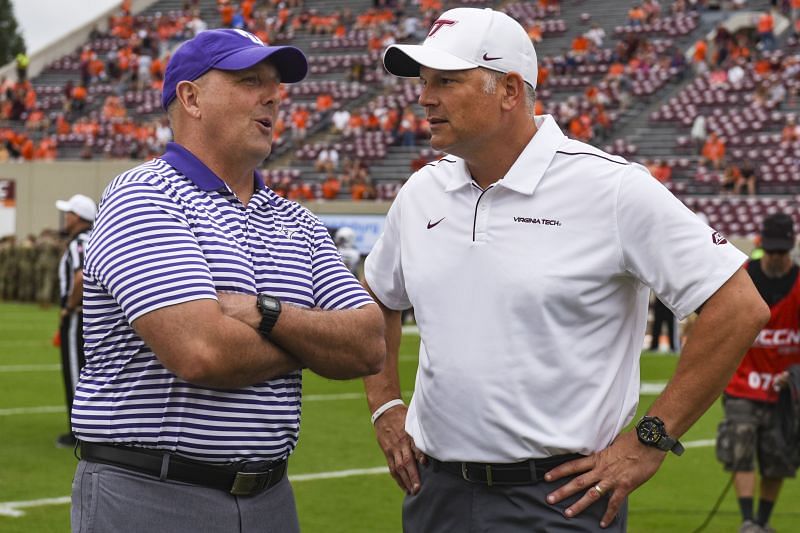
365, 115, 746, 462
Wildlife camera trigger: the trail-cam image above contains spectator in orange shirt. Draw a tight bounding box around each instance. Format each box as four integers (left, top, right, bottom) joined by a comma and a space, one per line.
291, 106, 309, 140
321, 173, 342, 200
628, 5, 646, 26
350, 176, 376, 200
527, 22, 543, 43
571, 34, 589, 54
20, 137, 35, 160
72, 84, 88, 113
399, 107, 417, 146
692, 39, 708, 72
55, 114, 71, 135
756, 11, 775, 51
316, 93, 333, 112
701, 132, 726, 170
35, 136, 58, 160
287, 180, 314, 202
25, 107, 49, 131
242, 0, 255, 23
537, 64, 549, 88
219, 1, 234, 27
345, 112, 365, 136
651, 160, 672, 183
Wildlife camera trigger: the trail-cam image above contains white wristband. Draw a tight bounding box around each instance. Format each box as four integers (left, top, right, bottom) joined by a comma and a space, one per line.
370, 399, 405, 425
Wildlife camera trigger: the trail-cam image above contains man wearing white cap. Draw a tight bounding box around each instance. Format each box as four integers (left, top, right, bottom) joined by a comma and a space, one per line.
363, 7, 769, 531
54, 193, 96, 448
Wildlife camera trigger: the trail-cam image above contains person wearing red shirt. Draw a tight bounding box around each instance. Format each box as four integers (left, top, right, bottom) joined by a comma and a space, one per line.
718, 213, 800, 533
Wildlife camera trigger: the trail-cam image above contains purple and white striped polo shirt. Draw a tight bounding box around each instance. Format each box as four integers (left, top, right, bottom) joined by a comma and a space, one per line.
73, 142, 373, 463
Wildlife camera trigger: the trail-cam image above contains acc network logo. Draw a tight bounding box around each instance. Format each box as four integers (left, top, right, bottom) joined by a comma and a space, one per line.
754, 328, 800, 348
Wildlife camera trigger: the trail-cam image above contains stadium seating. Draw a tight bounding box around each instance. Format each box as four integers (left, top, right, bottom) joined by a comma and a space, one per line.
1, 0, 798, 233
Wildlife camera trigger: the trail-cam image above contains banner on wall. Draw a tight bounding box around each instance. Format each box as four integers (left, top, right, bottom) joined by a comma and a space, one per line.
318, 214, 385, 255
0, 179, 16, 237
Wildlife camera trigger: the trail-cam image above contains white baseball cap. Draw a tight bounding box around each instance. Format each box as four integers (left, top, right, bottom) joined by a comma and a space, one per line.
55, 194, 97, 222
383, 7, 538, 89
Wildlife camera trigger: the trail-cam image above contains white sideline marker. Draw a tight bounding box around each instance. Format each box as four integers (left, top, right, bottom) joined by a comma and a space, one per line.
0, 364, 60, 373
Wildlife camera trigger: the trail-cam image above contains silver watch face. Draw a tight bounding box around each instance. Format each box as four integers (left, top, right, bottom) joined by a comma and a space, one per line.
259, 295, 280, 312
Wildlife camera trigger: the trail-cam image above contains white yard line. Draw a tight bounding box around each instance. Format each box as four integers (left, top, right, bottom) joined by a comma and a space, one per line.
0, 496, 72, 518
0, 406, 65, 416
0, 364, 60, 372
290, 466, 389, 482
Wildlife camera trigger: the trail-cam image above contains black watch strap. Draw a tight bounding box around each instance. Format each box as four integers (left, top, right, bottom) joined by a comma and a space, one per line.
636, 415, 684, 456
656, 434, 685, 455
256, 294, 282, 337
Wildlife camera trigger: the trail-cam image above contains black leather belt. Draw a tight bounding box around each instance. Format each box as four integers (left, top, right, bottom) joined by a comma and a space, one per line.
430, 453, 583, 486
80, 441, 287, 497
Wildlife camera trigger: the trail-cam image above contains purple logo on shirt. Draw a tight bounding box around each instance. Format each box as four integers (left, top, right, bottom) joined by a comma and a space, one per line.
712, 231, 728, 245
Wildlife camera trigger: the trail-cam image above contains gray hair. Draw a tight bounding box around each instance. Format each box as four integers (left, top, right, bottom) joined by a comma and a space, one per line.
481, 69, 536, 117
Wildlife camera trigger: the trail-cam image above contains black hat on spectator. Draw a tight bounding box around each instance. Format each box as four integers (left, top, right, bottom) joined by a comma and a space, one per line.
761, 213, 795, 252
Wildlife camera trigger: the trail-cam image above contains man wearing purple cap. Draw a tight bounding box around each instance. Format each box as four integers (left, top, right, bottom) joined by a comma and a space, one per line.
70, 29, 385, 533
362, 7, 768, 532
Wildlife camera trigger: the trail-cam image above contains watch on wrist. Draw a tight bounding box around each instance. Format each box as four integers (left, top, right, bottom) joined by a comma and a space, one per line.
635, 415, 685, 456
256, 294, 282, 337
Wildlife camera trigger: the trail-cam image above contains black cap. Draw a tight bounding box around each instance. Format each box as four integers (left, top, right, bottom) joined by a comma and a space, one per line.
761, 213, 795, 252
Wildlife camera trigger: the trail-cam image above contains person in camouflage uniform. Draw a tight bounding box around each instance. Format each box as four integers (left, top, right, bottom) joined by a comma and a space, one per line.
17, 235, 38, 302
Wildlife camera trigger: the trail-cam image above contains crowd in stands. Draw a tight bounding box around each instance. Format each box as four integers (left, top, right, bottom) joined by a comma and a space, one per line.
652, 4, 800, 197
2, 0, 799, 210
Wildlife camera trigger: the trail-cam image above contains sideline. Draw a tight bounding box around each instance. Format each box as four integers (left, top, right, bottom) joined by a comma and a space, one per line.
0, 439, 716, 518
0, 364, 60, 372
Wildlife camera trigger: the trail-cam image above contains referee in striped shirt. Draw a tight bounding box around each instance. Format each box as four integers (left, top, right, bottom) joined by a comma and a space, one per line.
54, 194, 96, 449
70, 29, 385, 533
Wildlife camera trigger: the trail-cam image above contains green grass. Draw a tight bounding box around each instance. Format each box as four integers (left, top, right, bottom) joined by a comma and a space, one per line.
1, 302, 799, 532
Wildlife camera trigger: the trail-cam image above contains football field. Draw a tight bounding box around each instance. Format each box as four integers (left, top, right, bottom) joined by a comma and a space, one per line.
1, 302, 798, 532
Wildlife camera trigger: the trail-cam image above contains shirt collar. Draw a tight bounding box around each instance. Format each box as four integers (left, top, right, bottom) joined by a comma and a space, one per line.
159, 142, 267, 192
443, 114, 566, 195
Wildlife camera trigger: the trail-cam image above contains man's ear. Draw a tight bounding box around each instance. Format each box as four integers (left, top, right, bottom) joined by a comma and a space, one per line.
175, 80, 202, 119
500, 72, 526, 112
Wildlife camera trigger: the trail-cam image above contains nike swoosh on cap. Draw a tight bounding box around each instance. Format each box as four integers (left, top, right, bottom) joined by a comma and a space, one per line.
427, 217, 446, 229
482, 53, 502, 61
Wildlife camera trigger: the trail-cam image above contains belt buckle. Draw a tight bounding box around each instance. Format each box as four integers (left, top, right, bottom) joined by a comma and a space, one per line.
230, 470, 271, 496
460, 463, 493, 486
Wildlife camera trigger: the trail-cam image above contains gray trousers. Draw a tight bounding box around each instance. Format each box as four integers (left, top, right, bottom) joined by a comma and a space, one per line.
71, 460, 299, 533
403, 460, 627, 532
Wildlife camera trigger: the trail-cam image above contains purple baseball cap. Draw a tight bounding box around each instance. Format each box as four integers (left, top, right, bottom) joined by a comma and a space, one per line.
161, 29, 308, 110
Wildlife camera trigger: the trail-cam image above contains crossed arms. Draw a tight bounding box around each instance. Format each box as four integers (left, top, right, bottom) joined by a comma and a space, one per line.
134, 294, 385, 388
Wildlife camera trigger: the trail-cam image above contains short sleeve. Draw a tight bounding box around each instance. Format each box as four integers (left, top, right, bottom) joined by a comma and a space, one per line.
617, 165, 746, 319
85, 180, 217, 323
310, 217, 374, 310
364, 186, 411, 310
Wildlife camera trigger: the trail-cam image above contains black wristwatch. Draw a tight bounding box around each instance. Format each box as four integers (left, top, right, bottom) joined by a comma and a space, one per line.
256, 294, 282, 337
635, 415, 685, 456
